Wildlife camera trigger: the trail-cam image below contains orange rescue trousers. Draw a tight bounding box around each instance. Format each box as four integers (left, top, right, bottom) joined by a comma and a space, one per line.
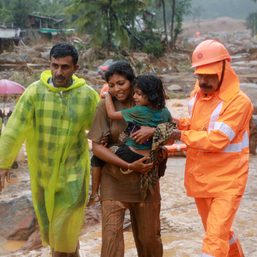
195, 196, 244, 257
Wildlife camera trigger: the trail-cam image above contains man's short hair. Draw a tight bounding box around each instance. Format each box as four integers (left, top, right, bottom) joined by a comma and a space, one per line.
50, 43, 78, 65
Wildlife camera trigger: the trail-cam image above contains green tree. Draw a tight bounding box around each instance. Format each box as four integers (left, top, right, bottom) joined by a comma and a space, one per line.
13, 0, 39, 27
66, 0, 149, 51
66, 1, 112, 49
0, 3, 13, 25
66, 0, 191, 54
169, 0, 191, 49
0, 0, 70, 28
2, 0, 41, 28
246, 0, 257, 36
38, 0, 71, 17
153, 0, 191, 49
155, 0, 168, 43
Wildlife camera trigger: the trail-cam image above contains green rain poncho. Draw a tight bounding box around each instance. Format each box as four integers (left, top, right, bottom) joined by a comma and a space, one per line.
0, 70, 99, 252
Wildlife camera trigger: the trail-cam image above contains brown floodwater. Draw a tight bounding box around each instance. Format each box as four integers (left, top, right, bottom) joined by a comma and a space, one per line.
78, 155, 257, 257
2, 155, 255, 257
0, 240, 25, 255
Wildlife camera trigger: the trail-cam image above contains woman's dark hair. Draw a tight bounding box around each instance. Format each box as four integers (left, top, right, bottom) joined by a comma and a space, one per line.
133, 74, 166, 109
105, 61, 135, 83
50, 43, 78, 65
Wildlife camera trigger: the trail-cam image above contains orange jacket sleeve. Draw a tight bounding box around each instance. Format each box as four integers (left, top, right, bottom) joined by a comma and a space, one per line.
181, 94, 253, 152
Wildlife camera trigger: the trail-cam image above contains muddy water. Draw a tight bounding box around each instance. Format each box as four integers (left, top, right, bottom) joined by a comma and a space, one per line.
79, 155, 257, 257
4, 155, 256, 257
0, 240, 26, 255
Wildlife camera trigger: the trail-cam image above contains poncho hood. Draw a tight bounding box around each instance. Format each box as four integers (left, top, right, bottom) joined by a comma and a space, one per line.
40, 70, 86, 92
192, 61, 240, 102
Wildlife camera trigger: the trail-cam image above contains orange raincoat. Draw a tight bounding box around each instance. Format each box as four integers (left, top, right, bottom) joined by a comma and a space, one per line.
179, 61, 253, 257
179, 61, 253, 197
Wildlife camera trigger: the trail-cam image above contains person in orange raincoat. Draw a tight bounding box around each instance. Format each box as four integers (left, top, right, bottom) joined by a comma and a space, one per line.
170, 39, 253, 257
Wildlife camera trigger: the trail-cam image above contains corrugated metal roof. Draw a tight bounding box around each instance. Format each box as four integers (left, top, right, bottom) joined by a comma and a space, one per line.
28, 14, 64, 23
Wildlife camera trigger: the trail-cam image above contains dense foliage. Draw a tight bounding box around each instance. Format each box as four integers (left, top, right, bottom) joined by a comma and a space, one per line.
0, 0, 40, 27
246, 0, 257, 36
66, 0, 191, 54
1, 0, 256, 55
0, 0, 70, 28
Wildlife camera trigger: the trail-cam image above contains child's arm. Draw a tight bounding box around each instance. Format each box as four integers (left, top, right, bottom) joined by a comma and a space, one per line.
104, 92, 124, 120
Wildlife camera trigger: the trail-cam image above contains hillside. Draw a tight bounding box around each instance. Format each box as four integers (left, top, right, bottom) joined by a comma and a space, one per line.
187, 0, 257, 19
182, 17, 247, 37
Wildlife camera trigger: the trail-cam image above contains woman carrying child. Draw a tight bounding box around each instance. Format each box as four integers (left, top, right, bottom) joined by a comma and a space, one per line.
87, 61, 171, 257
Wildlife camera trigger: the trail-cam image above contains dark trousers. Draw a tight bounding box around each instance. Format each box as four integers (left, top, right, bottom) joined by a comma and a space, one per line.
101, 200, 163, 257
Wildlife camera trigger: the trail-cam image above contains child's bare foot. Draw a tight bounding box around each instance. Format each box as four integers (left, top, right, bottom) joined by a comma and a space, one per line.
87, 193, 100, 206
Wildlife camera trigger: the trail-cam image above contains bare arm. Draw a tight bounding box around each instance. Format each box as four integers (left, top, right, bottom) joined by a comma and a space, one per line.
92, 142, 153, 173
105, 93, 123, 120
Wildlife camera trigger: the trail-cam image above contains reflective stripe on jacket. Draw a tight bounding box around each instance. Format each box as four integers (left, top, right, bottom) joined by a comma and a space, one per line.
180, 62, 253, 197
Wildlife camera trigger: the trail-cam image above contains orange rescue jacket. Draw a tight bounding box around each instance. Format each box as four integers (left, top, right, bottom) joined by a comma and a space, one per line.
179, 62, 253, 197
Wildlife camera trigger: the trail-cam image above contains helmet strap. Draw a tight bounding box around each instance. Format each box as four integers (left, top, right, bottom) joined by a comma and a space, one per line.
218, 60, 226, 89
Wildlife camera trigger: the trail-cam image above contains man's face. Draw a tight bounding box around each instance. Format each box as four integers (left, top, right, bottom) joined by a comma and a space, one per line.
196, 74, 220, 95
50, 56, 78, 87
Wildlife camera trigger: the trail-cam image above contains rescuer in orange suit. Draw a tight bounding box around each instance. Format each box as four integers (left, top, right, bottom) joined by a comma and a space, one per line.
170, 39, 253, 257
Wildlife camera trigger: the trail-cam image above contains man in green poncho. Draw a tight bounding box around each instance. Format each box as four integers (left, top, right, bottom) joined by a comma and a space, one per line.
0, 43, 99, 256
